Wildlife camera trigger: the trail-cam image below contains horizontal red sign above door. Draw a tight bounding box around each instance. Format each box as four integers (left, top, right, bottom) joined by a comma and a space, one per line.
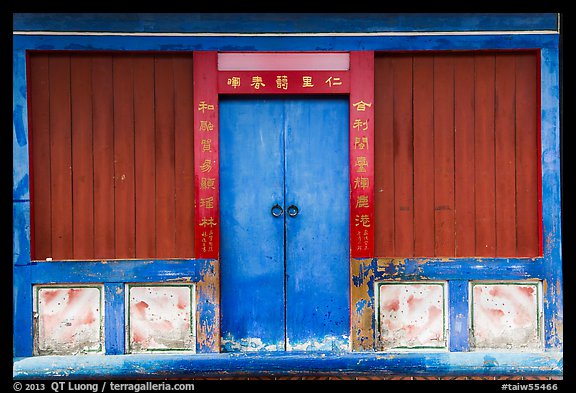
218, 71, 350, 94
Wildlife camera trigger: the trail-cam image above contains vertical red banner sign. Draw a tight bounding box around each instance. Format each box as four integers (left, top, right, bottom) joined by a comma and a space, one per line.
350, 52, 375, 258
194, 52, 220, 259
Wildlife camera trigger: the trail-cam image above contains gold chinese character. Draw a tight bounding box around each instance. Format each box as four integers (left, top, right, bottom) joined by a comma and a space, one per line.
355, 214, 371, 227
325, 76, 343, 87
352, 119, 369, 131
201, 139, 212, 152
227, 77, 241, 88
199, 217, 217, 227
200, 178, 215, 190
198, 101, 215, 113
354, 136, 369, 150
276, 75, 288, 90
353, 176, 370, 190
354, 156, 368, 173
200, 159, 212, 173
200, 196, 214, 209
302, 76, 314, 88
251, 76, 266, 89
353, 100, 372, 111
356, 195, 369, 208
199, 120, 214, 132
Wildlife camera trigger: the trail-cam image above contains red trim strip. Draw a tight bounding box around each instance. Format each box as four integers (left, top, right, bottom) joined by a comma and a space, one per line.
194, 52, 220, 259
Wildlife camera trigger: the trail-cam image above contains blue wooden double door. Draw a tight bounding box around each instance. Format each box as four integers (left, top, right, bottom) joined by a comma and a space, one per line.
220, 96, 350, 351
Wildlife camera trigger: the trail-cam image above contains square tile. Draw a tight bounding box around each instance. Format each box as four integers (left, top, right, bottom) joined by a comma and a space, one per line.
127, 284, 195, 352
376, 281, 447, 350
34, 285, 103, 355
470, 281, 542, 350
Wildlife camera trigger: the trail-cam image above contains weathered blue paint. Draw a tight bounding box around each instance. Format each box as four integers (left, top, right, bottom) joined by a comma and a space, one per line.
540, 48, 563, 351
13, 265, 33, 357
13, 201, 31, 267
104, 284, 125, 355
13, 50, 29, 201
284, 97, 349, 351
13, 351, 562, 379
448, 280, 469, 352
13, 13, 559, 33
14, 34, 559, 53
220, 97, 349, 351
219, 97, 286, 351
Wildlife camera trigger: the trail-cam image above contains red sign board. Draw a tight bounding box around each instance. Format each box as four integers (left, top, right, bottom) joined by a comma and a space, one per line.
218, 71, 349, 94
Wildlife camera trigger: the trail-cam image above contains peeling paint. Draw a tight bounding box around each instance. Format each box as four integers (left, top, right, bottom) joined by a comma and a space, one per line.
286, 335, 349, 352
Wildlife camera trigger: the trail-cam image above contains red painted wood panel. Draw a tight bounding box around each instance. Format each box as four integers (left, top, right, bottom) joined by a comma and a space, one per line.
392, 56, 414, 257
374, 56, 395, 257
173, 56, 196, 258
134, 56, 156, 258
474, 54, 496, 257
433, 55, 455, 257
373, 51, 540, 258
92, 55, 116, 259
454, 55, 476, 257
29, 52, 197, 261
71, 56, 95, 259
113, 56, 136, 259
412, 56, 435, 257
29, 54, 52, 260
495, 54, 518, 256
515, 53, 540, 256
49, 55, 73, 260
154, 56, 177, 258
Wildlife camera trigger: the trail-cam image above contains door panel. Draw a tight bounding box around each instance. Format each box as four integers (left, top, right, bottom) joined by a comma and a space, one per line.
284, 98, 350, 350
220, 96, 349, 352
219, 98, 286, 351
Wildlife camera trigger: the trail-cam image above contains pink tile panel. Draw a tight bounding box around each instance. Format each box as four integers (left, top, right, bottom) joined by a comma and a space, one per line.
471, 282, 541, 350
377, 282, 447, 349
128, 285, 195, 352
35, 286, 103, 355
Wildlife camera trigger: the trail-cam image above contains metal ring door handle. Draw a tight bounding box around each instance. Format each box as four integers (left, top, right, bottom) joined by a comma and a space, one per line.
287, 205, 299, 217
271, 203, 284, 217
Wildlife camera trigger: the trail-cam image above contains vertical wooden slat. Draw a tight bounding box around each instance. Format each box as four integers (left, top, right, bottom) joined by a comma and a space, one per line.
154, 56, 176, 258
29, 54, 52, 260
495, 54, 518, 256
173, 56, 195, 258
49, 55, 73, 259
70, 56, 94, 259
412, 55, 435, 256
374, 56, 395, 257
133, 56, 156, 258
92, 55, 115, 259
393, 56, 414, 257
474, 54, 496, 257
454, 55, 476, 257
433, 55, 455, 257
515, 52, 540, 256
113, 56, 136, 259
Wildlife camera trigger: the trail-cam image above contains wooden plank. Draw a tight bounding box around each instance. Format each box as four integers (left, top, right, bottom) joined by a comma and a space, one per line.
412, 55, 435, 257
48, 55, 73, 260
154, 56, 176, 258
433, 55, 455, 257
133, 55, 156, 258
495, 54, 518, 257
173, 56, 195, 258
28, 54, 52, 260
515, 52, 540, 256
474, 54, 496, 257
70, 55, 94, 259
374, 56, 395, 257
92, 55, 115, 259
392, 56, 414, 257
112, 56, 136, 259
454, 55, 476, 257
